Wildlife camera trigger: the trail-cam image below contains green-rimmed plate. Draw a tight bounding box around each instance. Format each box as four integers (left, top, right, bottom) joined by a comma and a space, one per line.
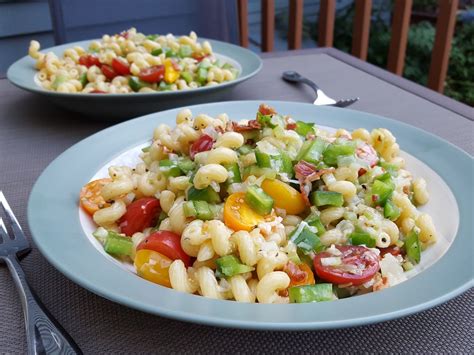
28, 101, 473, 330
7, 39, 262, 120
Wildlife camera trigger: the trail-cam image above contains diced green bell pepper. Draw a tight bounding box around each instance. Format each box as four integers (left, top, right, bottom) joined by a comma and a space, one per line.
296, 138, 326, 164
405, 229, 421, 264
375, 172, 392, 182
238, 144, 254, 155
349, 231, 376, 247
304, 213, 326, 235
337, 155, 356, 167
370, 179, 395, 206
183, 200, 215, 220
198, 59, 212, 69
311, 191, 344, 207
165, 48, 177, 58
242, 166, 277, 179
225, 163, 242, 184
255, 149, 273, 168
151, 48, 163, 56
159, 159, 182, 177
378, 161, 399, 176
295, 121, 315, 136
129, 76, 151, 92
180, 71, 193, 84
187, 186, 221, 203
193, 200, 214, 220
146, 34, 159, 40
384, 199, 400, 220
255, 149, 293, 177
197, 67, 208, 85
323, 141, 356, 166
216, 255, 254, 277
268, 115, 285, 128
104, 232, 133, 257
178, 45, 193, 58
289, 284, 334, 303
183, 201, 197, 217
289, 224, 324, 254
280, 150, 294, 177
245, 185, 274, 215
79, 72, 88, 88
256, 112, 272, 127
159, 80, 172, 91
177, 157, 195, 174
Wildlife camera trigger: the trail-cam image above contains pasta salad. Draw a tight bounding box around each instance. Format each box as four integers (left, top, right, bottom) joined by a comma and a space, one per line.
80, 104, 437, 304
28, 28, 238, 94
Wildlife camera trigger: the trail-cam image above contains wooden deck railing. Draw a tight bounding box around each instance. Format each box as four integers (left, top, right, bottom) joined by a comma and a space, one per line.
236, 0, 459, 94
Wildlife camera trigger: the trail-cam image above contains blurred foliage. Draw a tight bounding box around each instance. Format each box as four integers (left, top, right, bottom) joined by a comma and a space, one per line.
412, 0, 439, 11
276, 1, 474, 106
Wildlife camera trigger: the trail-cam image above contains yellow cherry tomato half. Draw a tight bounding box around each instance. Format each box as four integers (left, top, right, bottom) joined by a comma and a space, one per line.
164, 59, 180, 84
134, 249, 172, 288
284, 261, 315, 288
261, 179, 306, 215
224, 192, 265, 231
79, 178, 112, 215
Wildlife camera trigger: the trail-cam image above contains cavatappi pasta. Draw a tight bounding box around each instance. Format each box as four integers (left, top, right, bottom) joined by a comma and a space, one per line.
80, 104, 437, 303
29, 28, 238, 94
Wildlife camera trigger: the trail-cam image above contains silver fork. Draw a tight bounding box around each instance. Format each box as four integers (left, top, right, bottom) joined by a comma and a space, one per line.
0, 191, 82, 355
282, 71, 359, 108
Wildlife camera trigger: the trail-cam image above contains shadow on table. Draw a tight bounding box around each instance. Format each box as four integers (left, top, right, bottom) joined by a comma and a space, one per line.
3, 92, 110, 133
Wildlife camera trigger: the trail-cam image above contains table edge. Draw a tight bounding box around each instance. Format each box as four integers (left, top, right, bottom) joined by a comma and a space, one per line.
262, 48, 473, 121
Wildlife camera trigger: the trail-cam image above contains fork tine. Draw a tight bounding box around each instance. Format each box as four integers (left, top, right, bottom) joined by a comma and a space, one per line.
0, 191, 25, 241
0, 217, 7, 243
333, 98, 359, 108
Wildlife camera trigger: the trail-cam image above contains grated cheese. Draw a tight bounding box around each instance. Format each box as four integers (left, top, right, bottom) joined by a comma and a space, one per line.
321, 257, 342, 266
326, 244, 343, 256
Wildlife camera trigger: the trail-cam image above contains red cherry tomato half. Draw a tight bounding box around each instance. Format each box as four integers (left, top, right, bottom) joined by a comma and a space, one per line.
88, 56, 102, 67
79, 55, 101, 68
138, 65, 165, 83
119, 197, 161, 236
313, 245, 380, 286
111, 58, 130, 75
137, 231, 191, 267
101, 64, 117, 80
78, 55, 89, 67
189, 134, 214, 159
356, 143, 379, 167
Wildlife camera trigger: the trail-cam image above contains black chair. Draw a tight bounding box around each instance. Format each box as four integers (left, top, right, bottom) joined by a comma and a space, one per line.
48, 0, 240, 45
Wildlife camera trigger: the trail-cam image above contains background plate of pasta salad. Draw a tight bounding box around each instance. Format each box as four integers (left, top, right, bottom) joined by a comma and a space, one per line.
28, 101, 473, 330
7, 29, 262, 119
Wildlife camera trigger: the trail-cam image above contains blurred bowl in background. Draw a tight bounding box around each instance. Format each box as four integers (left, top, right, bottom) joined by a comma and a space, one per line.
7, 38, 262, 120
